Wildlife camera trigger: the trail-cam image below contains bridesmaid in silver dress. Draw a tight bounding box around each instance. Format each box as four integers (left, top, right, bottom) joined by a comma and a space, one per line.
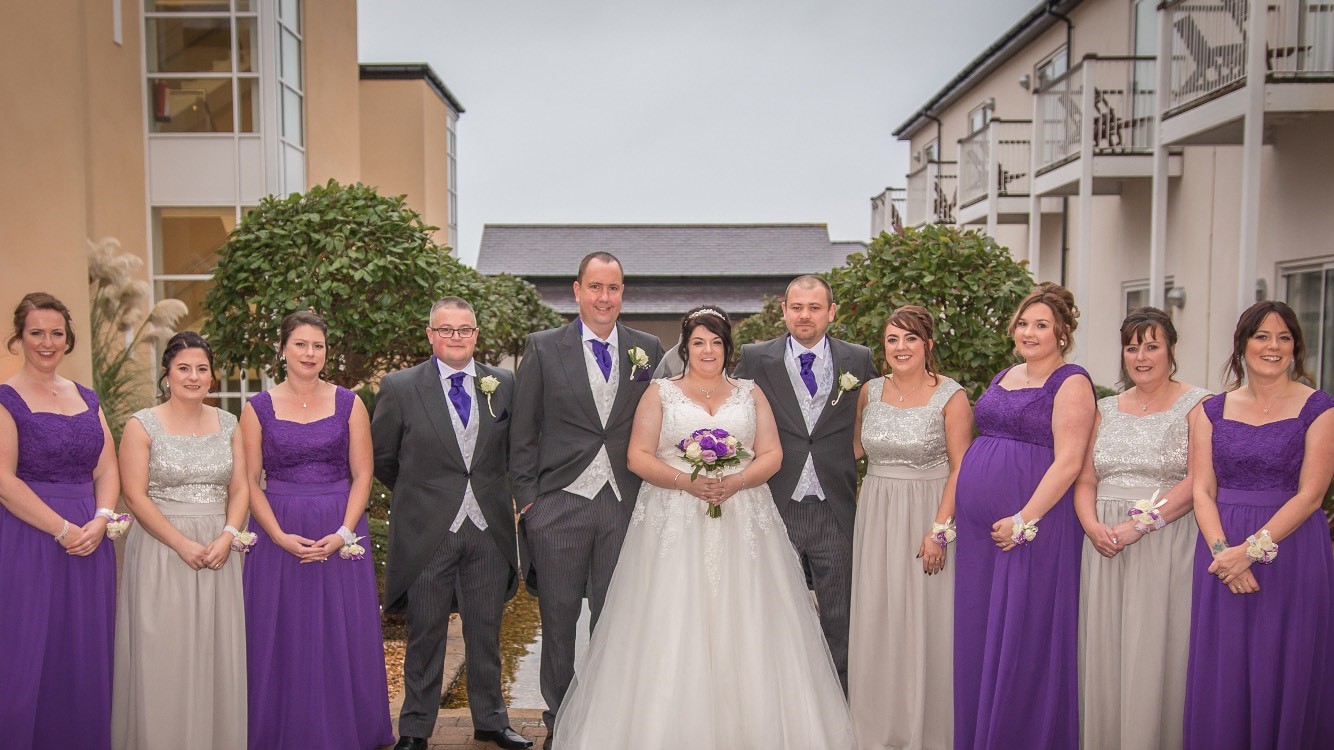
849, 305, 973, 750
112, 332, 249, 750
1074, 308, 1208, 750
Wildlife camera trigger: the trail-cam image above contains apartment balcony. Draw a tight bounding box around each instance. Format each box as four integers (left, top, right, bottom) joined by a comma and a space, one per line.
870, 187, 907, 235
1033, 56, 1183, 196
905, 162, 957, 227
1162, 0, 1334, 145
956, 119, 1060, 225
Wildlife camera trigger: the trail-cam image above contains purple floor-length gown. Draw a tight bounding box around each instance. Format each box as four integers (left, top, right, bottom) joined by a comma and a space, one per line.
952, 364, 1089, 750
0, 384, 115, 750
1184, 390, 1334, 749
244, 387, 394, 749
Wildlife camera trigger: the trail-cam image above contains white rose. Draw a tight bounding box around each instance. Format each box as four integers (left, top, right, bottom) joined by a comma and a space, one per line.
685, 442, 703, 460
725, 436, 738, 448
839, 372, 860, 391
478, 375, 500, 394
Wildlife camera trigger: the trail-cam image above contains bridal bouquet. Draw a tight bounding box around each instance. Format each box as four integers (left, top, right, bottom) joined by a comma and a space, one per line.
677, 428, 752, 519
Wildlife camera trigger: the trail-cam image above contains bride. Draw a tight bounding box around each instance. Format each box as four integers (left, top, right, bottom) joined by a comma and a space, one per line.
553, 306, 854, 750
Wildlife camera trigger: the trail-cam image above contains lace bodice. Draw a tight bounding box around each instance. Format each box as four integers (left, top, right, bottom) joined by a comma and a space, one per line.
134, 407, 237, 504
860, 376, 962, 471
0, 384, 103, 484
1205, 389, 1334, 493
1092, 387, 1210, 489
655, 378, 756, 471
251, 386, 355, 483
974, 364, 1092, 448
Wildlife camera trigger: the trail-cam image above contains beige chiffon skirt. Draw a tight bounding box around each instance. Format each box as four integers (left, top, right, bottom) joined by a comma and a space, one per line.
849, 464, 953, 750
112, 501, 247, 750
1078, 485, 1196, 750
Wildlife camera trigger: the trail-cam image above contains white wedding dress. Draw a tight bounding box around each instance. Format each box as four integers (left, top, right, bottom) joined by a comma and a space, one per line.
553, 379, 855, 750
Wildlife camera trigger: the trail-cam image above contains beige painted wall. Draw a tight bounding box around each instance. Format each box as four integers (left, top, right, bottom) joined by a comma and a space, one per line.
304, 0, 362, 186
358, 79, 453, 245
0, 0, 148, 383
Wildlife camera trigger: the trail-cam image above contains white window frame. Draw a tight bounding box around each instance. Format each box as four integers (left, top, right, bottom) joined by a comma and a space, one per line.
1280, 257, 1334, 393
1122, 276, 1175, 318
967, 103, 992, 135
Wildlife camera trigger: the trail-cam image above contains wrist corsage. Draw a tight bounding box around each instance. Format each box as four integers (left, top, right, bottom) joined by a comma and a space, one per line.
96, 508, 134, 540
1127, 489, 1168, 534
1244, 529, 1278, 564
1010, 513, 1040, 546
929, 518, 957, 547
224, 525, 258, 553
338, 534, 367, 561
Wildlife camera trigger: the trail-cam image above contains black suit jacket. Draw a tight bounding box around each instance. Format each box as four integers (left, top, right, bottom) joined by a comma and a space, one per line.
371, 358, 518, 614
732, 335, 877, 536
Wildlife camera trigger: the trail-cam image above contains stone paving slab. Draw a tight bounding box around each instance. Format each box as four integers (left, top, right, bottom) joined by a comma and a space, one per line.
391, 709, 549, 748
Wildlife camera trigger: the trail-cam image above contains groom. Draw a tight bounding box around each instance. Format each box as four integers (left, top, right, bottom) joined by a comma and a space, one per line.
372, 297, 530, 750
733, 274, 876, 692
510, 251, 663, 741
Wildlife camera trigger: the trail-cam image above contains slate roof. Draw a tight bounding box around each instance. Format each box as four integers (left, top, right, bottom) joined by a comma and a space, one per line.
530, 278, 789, 316
476, 224, 858, 277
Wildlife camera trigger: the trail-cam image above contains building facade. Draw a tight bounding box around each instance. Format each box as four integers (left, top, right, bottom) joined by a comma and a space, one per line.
888, 0, 1334, 392
0, 0, 462, 409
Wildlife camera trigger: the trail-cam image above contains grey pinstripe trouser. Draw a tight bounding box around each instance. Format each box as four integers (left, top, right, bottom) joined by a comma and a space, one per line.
784, 496, 853, 694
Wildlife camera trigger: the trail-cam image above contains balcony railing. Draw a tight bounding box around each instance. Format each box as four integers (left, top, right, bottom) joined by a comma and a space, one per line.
1035, 56, 1158, 174
1167, 0, 1334, 111
906, 162, 957, 226
870, 187, 907, 235
959, 120, 1033, 208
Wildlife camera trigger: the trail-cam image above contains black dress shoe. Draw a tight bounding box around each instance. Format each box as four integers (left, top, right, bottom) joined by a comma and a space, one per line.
474, 726, 534, 749
392, 737, 428, 750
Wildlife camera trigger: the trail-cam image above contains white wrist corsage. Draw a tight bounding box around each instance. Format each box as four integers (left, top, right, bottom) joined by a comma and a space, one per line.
225, 525, 258, 553
1244, 529, 1278, 564
97, 508, 134, 540
477, 374, 500, 417
930, 518, 957, 547
628, 346, 650, 380
339, 534, 367, 561
1127, 489, 1168, 534
1010, 513, 1040, 546
830, 372, 861, 406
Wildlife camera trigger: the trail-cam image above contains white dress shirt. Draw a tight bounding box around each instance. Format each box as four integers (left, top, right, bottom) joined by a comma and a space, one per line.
783, 335, 832, 502
565, 322, 622, 501
436, 358, 488, 532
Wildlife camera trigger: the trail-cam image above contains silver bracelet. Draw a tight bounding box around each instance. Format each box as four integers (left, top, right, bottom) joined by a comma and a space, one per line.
222, 525, 241, 538
53, 520, 70, 542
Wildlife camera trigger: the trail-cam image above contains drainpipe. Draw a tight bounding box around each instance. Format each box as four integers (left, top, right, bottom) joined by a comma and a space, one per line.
924, 113, 945, 222
1044, 1, 1074, 58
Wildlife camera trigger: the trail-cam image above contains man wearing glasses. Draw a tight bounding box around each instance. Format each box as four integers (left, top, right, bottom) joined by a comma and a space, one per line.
372, 297, 531, 750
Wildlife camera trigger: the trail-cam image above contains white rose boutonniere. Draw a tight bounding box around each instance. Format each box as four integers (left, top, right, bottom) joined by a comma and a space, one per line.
477, 374, 500, 417
830, 371, 861, 406
628, 346, 650, 380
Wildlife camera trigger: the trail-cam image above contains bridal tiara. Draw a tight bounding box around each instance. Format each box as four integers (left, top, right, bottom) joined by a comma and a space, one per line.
688, 308, 725, 321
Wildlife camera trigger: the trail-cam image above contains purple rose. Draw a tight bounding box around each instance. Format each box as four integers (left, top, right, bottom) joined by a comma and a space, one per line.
711, 429, 729, 439
700, 450, 717, 464
692, 428, 709, 438
677, 439, 687, 451
699, 435, 717, 451
714, 444, 730, 458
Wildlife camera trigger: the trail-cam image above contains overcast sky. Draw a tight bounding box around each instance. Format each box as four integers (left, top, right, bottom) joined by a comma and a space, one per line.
357, 0, 1037, 265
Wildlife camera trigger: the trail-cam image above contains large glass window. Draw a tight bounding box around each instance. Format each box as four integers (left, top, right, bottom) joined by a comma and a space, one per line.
277, 1, 304, 148
1282, 260, 1334, 394
145, 1, 259, 133
447, 117, 459, 249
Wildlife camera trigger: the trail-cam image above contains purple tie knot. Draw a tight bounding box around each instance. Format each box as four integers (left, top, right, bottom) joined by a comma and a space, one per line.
448, 371, 471, 427
798, 352, 818, 397
590, 340, 612, 381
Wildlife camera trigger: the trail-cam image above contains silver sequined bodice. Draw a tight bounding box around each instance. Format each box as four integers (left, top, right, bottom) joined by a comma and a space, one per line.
859, 376, 963, 472
1092, 387, 1210, 490
135, 407, 237, 504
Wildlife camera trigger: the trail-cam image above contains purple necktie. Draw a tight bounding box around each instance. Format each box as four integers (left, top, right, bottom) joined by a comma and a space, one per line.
448, 371, 471, 427
590, 339, 612, 381
798, 352, 817, 397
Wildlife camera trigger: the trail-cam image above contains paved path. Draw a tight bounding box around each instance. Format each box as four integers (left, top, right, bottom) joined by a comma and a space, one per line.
391, 709, 548, 748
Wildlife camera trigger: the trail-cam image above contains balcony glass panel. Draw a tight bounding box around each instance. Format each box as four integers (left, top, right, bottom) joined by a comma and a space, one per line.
149, 77, 234, 133
152, 207, 235, 276
146, 1, 231, 11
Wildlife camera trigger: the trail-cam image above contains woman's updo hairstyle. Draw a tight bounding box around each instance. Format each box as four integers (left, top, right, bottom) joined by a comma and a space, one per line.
676, 306, 733, 373
882, 304, 940, 382
8, 292, 76, 354
1118, 307, 1179, 390
157, 331, 216, 400
1008, 282, 1080, 357
278, 310, 329, 351
1222, 300, 1310, 390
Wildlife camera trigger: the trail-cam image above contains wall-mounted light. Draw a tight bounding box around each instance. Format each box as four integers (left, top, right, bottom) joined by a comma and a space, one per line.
1019, 73, 1031, 91
1255, 278, 1268, 301
913, 150, 923, 164
985, 97, 997, 111
1166, 286, 1186, 310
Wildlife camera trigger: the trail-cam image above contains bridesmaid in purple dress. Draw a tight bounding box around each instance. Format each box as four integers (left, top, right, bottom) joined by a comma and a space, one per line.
240, 311, 394, 749
952, 283, 1096, 749
1184, 301, 1334, 749
0, 293, 121, 749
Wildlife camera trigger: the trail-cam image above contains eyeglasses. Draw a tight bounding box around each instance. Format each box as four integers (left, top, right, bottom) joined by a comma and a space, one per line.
428, 326, 479, 339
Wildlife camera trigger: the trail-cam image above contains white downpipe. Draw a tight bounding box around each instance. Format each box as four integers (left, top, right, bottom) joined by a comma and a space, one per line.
1028, 90, 1042, 274
1149, 10, 1173, 310
986, 121, 1000, 236
1237, 0, 1268, 316
1075, 61, 1096, 365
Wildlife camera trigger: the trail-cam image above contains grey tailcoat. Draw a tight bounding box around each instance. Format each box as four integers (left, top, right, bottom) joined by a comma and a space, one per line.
732, 335, 877, 536
371, 359, 519, 614
509, 320, 664, 591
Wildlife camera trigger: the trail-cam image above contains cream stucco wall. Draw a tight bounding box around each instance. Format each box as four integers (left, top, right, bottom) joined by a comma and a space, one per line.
304, 0, 362, 186
0, 0, 148, 383
359, 78, 454, 245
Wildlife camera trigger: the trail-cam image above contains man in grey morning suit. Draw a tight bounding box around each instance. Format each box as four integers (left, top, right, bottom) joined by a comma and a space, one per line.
510, 252, 664, 741
372, 298, 531, 750
732, 274, 876, 693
